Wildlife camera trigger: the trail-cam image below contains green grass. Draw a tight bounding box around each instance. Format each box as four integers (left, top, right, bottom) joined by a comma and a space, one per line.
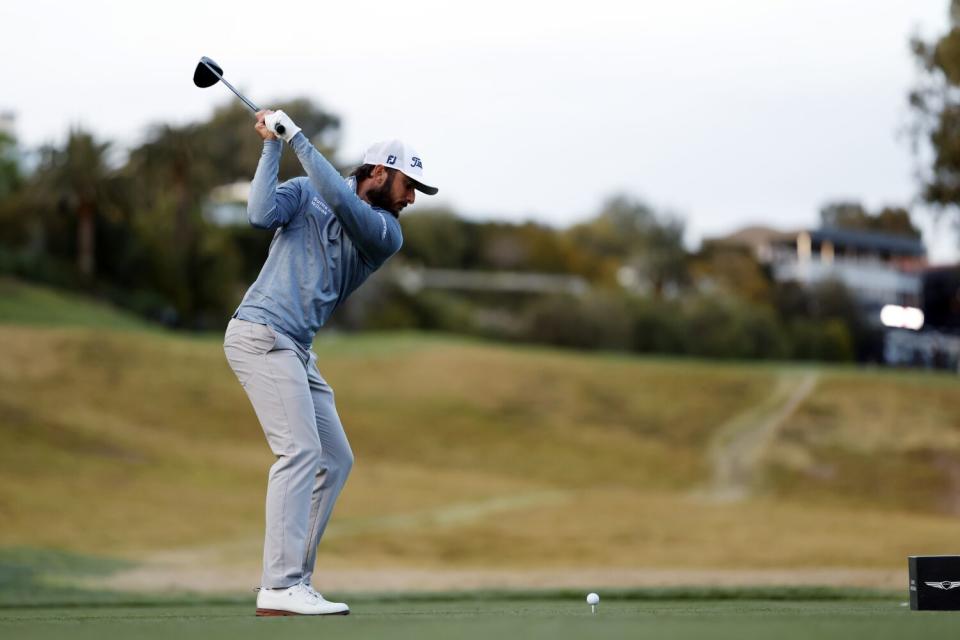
0, 548, 929, 640
0, 278, 150, 330
1, 599, 955, 640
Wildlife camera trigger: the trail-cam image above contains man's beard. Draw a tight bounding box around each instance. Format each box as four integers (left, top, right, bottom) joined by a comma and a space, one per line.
366, 171, 403, 217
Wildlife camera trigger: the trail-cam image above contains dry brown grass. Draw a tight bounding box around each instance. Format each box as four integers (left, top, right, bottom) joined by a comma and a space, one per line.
322, 489, 960, 570
763, 370, 960, 513
1, 323, 959, 574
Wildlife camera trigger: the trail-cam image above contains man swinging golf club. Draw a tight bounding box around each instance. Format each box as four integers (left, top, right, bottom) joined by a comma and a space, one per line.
223, 109, 438, 616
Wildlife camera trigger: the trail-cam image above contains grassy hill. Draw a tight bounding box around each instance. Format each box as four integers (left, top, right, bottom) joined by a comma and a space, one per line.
0, 278, 151, 330
1, 279, 959, 587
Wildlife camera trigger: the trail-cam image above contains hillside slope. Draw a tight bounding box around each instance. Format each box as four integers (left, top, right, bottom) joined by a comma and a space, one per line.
1, 280, 959, 585
0, 278, 150, 329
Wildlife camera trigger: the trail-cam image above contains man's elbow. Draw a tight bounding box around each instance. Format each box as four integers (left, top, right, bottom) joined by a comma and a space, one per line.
369, 237, 403, 266
247, 206, 276, 229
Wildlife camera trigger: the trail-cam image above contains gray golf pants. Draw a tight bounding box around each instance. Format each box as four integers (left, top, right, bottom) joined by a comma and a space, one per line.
223, 318, 354, 588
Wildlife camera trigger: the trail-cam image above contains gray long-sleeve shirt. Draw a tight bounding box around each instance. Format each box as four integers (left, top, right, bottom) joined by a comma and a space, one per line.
233, 133, 403, 349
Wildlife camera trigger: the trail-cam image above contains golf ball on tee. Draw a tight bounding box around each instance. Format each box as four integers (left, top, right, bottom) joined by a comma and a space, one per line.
586, 593, 600, 605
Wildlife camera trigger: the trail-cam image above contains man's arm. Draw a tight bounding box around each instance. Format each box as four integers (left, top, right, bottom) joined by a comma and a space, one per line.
265, 111, 402, 265
247, 139, 302, 229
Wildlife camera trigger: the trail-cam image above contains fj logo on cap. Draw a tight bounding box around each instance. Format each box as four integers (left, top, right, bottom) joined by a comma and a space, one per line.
386, 155, 397, 165
410, 157, 423, 169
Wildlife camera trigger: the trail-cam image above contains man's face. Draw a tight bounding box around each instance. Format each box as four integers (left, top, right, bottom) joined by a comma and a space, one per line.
367, 168, 416, 217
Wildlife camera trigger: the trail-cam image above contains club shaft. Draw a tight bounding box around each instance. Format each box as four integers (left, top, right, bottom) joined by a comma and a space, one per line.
202, 61, 260, 113
219, 76, 260, 113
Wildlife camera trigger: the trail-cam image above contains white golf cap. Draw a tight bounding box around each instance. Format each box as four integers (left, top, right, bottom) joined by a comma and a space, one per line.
362, 139, 438, 195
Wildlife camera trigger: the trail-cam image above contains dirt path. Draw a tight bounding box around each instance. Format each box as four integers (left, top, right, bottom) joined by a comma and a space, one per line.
325, 490, 570, 538
319, 566, 904, 591
702, 370, 819, 502
85, 565, 905, 593
83, 490, 572, 592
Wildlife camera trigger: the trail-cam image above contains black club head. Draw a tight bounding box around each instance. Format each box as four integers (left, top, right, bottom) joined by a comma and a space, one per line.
193, 56, 224, 88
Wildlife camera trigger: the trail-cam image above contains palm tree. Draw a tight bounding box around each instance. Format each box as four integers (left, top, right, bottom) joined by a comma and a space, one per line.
32, 128, 114, 280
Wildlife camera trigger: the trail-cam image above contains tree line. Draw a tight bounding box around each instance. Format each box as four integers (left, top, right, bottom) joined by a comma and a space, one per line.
0, 100, 339, 328
0, 85, 932, 361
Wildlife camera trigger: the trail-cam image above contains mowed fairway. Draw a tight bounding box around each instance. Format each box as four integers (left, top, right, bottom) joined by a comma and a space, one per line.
1, 598, 956, 640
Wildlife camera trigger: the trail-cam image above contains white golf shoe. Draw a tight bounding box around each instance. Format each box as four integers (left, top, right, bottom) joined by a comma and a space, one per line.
255, 582, 350, 616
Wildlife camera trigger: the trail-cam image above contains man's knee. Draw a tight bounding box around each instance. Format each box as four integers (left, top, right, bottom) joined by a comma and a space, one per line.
342, 447, 355, 476
326, 445, 354, 486
291, 442, 323, 469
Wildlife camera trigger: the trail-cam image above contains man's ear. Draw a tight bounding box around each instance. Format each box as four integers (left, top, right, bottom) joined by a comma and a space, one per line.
371, 165, 388, 186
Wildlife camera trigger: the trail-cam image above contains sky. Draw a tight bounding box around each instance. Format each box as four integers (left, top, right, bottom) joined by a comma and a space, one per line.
1, 0, 957, 261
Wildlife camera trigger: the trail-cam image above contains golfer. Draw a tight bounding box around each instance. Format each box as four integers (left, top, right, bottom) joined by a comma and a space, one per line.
223, 109, 437, 616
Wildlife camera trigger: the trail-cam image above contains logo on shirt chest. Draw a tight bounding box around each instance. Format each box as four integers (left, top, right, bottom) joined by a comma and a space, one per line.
311, 196, 331, 216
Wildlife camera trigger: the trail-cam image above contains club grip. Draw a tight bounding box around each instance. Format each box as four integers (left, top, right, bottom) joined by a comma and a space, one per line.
276, 124, 286, 135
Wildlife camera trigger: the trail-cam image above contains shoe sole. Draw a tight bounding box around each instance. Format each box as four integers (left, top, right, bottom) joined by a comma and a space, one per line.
256, 608, 350, 617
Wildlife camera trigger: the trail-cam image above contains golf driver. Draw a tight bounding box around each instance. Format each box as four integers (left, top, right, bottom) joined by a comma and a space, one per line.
193, 56, 284, 135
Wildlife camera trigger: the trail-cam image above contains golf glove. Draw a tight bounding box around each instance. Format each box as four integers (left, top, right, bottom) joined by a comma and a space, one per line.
265, 110, 301, 143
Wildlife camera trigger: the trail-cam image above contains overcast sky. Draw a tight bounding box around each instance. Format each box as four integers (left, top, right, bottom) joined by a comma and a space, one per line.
1, 0, 957, 261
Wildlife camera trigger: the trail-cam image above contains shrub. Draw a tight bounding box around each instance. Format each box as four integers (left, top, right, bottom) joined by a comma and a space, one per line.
522, 293, 633, 350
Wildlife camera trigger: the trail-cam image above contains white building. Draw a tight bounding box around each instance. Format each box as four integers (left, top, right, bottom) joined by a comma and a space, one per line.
710, 225, 958, 368
713, 225, 926, 314
770, 228, 925, 310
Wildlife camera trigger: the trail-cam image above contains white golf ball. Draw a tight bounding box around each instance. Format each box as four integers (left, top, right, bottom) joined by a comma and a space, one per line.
586, 592, 600, 605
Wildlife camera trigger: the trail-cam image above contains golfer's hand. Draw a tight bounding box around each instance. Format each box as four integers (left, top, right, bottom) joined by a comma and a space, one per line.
265, 110, 302, 143
256, 110, 277, 141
